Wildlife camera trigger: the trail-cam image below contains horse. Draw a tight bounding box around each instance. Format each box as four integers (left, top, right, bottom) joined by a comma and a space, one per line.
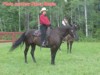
60, 24, 79, 53
10, 25, 74, 65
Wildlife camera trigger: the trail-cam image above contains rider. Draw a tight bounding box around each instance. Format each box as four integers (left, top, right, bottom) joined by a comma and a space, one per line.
39, 7, 51, 46
62, 17, 69, 26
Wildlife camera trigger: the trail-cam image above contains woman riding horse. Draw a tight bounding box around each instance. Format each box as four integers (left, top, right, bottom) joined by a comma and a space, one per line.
10, 25, 74, 65
39, 7, 51, 46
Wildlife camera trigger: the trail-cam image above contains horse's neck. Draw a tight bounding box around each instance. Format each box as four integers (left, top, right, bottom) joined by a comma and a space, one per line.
57, 27, 67, 38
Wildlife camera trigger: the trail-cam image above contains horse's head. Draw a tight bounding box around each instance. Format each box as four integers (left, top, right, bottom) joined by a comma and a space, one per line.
62, 25, 74, 38
68, 26, 75, 38
58, 25, 79, 40
70, 24, 79, 41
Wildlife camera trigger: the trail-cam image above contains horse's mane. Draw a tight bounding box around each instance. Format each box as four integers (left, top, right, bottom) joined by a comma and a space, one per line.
57, 25, 71, 31
50, 25, 71, 38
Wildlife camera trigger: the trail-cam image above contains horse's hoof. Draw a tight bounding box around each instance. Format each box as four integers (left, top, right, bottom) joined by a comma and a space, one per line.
51, 64, 55, 65
51, 62, 55, 65
25, 61, 28, 64
34, 61, 36, 63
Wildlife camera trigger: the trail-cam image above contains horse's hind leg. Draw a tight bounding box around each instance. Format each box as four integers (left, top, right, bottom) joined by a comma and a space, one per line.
67, 42, 69, 53
69, 41, 73, 53
24, 43, 30, 63
30, 44, 36, 63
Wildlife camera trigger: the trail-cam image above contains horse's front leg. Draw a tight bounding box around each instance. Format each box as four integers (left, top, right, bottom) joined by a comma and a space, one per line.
51, 47, 58, 65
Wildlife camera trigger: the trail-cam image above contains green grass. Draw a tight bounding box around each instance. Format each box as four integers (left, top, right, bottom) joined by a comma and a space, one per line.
0, 42, 100, 75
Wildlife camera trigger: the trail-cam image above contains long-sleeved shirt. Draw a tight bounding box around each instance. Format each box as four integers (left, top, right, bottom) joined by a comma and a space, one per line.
39, 14, 50, 26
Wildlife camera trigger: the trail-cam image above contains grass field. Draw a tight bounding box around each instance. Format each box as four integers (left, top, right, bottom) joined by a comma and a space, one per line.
0, 42, 100, 75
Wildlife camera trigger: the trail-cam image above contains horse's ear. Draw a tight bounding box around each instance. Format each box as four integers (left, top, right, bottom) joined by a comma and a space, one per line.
75, 24, 80, 30
69, 24, 72, 27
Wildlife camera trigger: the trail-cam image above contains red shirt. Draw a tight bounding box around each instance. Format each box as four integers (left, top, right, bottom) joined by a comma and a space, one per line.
39, 14, 50, 26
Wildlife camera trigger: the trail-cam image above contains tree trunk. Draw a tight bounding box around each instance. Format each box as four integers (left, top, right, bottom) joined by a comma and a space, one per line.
24, 8, 29, 30
0, 18, 3, 31
18, 0, 21, 32
84, 0, 88, 37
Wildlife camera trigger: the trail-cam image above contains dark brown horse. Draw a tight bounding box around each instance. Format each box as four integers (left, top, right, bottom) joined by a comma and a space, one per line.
10, 26, 74, 65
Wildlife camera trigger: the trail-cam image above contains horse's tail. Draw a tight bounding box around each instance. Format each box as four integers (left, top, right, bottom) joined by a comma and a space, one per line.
10, 32, 26, 51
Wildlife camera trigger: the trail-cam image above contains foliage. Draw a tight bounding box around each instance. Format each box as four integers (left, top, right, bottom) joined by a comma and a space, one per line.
0, 0, 100, 40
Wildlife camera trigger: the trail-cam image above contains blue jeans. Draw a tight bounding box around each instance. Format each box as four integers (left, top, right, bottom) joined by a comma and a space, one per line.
40, 25, 48, 44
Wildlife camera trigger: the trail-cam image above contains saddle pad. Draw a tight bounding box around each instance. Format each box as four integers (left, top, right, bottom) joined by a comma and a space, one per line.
33, 30, 41, 37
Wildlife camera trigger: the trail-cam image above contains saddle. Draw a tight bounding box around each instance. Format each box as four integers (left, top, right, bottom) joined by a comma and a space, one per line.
33, 27, 51, 37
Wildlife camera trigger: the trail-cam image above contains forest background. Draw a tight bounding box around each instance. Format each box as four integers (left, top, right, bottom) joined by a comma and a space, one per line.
0, 0, 100, 41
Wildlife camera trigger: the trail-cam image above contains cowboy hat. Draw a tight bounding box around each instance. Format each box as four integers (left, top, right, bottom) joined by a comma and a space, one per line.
40, 7, 47, 13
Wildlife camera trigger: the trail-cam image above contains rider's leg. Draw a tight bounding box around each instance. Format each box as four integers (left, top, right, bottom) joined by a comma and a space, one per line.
40, 25, 47, 46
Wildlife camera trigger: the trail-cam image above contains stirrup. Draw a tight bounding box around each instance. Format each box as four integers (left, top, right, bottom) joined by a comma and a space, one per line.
41, 42, 46, 47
